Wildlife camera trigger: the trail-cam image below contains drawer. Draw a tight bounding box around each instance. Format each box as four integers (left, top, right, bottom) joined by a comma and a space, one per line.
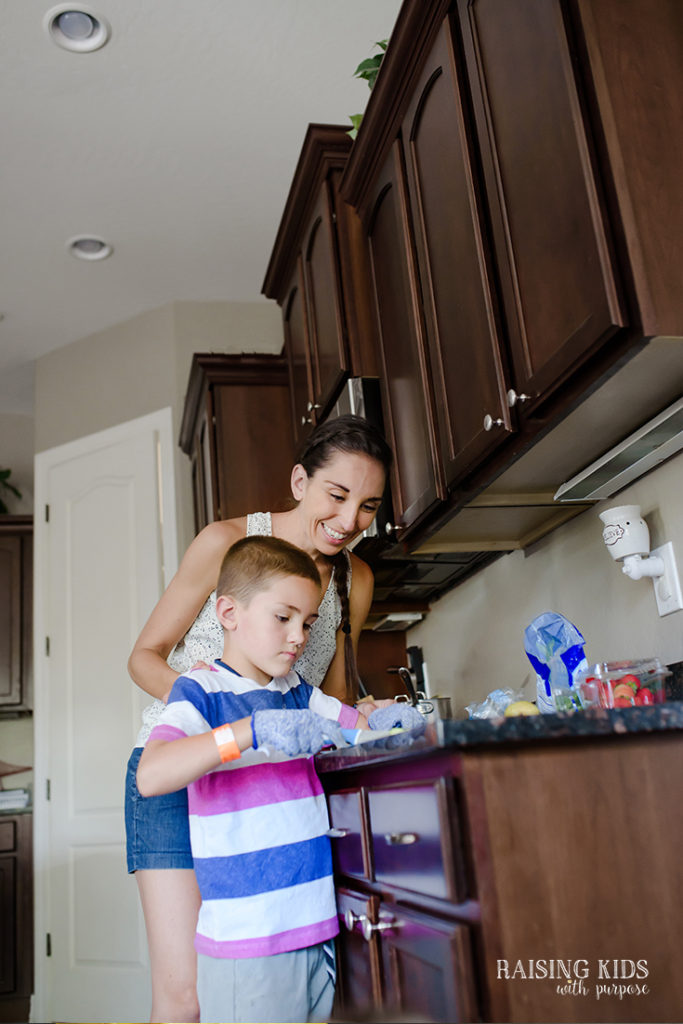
0, 819, 16, 853
326, 789, 369, 878
367, 780, 458, 901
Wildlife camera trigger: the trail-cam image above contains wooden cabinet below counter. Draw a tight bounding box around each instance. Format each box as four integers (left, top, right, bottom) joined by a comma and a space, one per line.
317, 720, 683, 1022
0, 516, 32, 715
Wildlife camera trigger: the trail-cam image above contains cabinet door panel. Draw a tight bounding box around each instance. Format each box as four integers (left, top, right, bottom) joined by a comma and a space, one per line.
0, 537, 22, 707
334, 888, 381, 1016
404, 18, 511, 486
459, 0, 625, 403
303, 175, 349, 414
366, 143, 443, 530
283, 269, 313, 446
0, 855, 16, 994
380, 908, 478, 1023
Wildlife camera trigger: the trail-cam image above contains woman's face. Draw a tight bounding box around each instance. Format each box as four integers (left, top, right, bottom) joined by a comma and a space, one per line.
291, 450, 386, 556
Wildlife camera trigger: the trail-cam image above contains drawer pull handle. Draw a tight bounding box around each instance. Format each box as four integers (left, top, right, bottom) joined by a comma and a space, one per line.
344, 909, 367, 932
384, 831, 419, 846
361, 916, 397, 943
326, 827, 351, 838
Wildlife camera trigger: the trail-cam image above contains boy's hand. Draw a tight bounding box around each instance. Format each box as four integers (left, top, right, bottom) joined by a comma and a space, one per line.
367, 704, 427, 736
251, 709, 344, 756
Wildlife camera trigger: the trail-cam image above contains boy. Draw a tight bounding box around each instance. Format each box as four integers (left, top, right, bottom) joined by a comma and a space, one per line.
137, 536, 373, 1023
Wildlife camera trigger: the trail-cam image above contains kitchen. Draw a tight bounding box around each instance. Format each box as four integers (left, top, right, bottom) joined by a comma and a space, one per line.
1, 0, 683, 1022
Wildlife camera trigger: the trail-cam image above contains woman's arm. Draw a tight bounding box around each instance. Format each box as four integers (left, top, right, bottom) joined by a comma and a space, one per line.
127, 518, 245, 700
320, 552, 375, 703
137, 716, 254, 796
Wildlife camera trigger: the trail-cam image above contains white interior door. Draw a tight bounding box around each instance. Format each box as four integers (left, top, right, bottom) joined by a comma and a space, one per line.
32, 409, 178, 1024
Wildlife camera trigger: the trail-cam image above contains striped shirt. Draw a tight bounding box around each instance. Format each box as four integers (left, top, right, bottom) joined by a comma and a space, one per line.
148, 659, 359, 958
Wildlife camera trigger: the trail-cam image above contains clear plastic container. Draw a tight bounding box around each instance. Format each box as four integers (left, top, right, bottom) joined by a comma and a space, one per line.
574, 658, 670, 709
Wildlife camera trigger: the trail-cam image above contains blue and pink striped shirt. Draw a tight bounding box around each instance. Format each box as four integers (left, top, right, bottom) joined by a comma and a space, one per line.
148, 659, 359, 958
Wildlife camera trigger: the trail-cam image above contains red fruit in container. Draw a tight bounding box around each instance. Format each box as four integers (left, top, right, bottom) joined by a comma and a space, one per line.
635, 688, 655, 705
619, 673, 641, 692
614, 696, 633, 707
613, 682, 636, 702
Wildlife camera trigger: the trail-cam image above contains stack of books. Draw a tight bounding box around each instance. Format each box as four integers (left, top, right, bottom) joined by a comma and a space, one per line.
0, 787, 30, 810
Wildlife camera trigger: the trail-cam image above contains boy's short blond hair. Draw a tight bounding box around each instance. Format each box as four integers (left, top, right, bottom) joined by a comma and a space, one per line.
216, 536, 321, 604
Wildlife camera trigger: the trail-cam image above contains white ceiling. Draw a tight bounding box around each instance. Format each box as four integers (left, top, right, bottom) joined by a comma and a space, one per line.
0, 0, 402, 414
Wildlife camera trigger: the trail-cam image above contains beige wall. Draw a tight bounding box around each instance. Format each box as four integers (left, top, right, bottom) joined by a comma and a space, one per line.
33, 299, 282, 553
408, 451, 683, 716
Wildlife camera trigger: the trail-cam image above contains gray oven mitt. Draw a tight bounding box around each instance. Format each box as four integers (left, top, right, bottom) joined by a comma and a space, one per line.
251, 709, 344, 756
370, 704, 423, 737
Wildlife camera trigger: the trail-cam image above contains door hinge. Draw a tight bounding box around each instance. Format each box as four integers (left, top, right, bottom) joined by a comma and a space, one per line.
46, 779, 51, 801
45, 503, 50, 523
45, 636, 50, 656
46, 933, 52, 957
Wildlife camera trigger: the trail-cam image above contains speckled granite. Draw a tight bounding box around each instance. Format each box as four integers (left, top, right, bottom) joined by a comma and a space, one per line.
315, 701, 683, 772
667, 659, 683, 701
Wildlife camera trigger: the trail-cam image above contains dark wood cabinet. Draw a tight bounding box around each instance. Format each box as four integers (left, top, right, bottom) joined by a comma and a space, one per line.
342, 0, 683, 551
263, 124, 379, 446
318, 722, 683, 1023
0, 517, 32, 714
179, 353, 296, 531
0, 814, 33, 1023
457, 0, 625, 409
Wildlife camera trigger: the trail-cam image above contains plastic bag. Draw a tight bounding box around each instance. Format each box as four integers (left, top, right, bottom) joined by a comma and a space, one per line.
466, 687, 525, 719
524, 612, 588, 712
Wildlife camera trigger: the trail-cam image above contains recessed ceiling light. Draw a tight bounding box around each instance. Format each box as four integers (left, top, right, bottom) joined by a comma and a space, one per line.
67, 236, 113, 261
44, 5, 111, 52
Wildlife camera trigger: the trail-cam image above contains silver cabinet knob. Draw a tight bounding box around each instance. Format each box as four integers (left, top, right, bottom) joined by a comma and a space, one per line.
344, 909, 367, 932
306, 401, 322, 412
361, 916, 397, 942
506, 389, 531, 407
325, 827, 351, 839
301, 415, 312, 426
384, 831, 419, 846
483, 414, 505, 431
385, 522, 401, 535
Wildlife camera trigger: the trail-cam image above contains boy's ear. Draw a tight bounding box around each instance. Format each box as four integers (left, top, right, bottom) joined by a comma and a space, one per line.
290, 462, 308, 502
215, 594, 238, 631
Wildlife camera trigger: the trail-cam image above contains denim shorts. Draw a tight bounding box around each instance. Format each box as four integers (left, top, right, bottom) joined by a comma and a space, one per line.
125, 746, 194, 872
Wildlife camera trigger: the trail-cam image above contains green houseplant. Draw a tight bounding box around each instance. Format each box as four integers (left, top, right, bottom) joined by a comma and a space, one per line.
0, 468, 22, 513
348, 39, 388, 139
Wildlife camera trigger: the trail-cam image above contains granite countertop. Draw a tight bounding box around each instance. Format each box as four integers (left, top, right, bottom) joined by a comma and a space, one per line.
315, 701, 683, 772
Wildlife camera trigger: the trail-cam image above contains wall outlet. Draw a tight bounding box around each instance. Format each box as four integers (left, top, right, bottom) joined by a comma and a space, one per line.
651, 542, 683, 616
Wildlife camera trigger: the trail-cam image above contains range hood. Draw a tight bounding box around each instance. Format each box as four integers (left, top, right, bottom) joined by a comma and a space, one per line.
554, 396, 683, 501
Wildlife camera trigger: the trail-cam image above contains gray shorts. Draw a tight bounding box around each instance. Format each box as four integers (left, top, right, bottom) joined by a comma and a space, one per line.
197, 940, 336, 1023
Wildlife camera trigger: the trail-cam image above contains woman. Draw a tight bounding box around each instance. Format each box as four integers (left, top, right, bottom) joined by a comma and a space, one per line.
125, 414, 393, 1023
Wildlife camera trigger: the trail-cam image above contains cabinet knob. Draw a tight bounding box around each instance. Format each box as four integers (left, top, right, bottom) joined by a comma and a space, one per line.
506, 388, 531, 407
306, 401, 322, 412
384, 831, 419, 846
344, 909, 367, 932
483, 414, 505, 431
361, 916, 398, 943
325, 827, 351, 839
301, 415, 313, 426
385, 522, 401, 535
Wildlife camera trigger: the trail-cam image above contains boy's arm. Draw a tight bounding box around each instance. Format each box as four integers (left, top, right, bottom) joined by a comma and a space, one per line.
137, 716, 253, 796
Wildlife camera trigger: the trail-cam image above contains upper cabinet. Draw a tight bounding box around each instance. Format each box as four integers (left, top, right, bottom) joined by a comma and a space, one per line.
342, 0, 683, 545
179, 354, 295, 532
0, 516, 32, 715
263, 125, 379, 446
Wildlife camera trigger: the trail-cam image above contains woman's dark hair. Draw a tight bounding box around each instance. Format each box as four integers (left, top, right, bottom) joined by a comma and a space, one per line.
296, 415, 393, 704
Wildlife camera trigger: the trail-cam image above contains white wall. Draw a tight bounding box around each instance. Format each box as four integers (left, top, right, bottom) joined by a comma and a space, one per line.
33, 299, 282, 554
409, 451, 683, 716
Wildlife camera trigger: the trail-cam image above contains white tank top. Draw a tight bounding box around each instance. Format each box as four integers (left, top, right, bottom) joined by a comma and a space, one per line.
134, 512, 351, 745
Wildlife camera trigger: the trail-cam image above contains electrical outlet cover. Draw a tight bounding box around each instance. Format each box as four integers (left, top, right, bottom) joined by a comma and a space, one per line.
651, 542, 683, 616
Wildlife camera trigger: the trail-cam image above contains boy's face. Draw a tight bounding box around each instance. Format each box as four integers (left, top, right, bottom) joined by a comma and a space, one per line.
216, 573, 321, 685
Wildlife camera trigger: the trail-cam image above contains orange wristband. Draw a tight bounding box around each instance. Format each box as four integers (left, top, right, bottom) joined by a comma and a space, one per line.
212, 724, 240, 763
